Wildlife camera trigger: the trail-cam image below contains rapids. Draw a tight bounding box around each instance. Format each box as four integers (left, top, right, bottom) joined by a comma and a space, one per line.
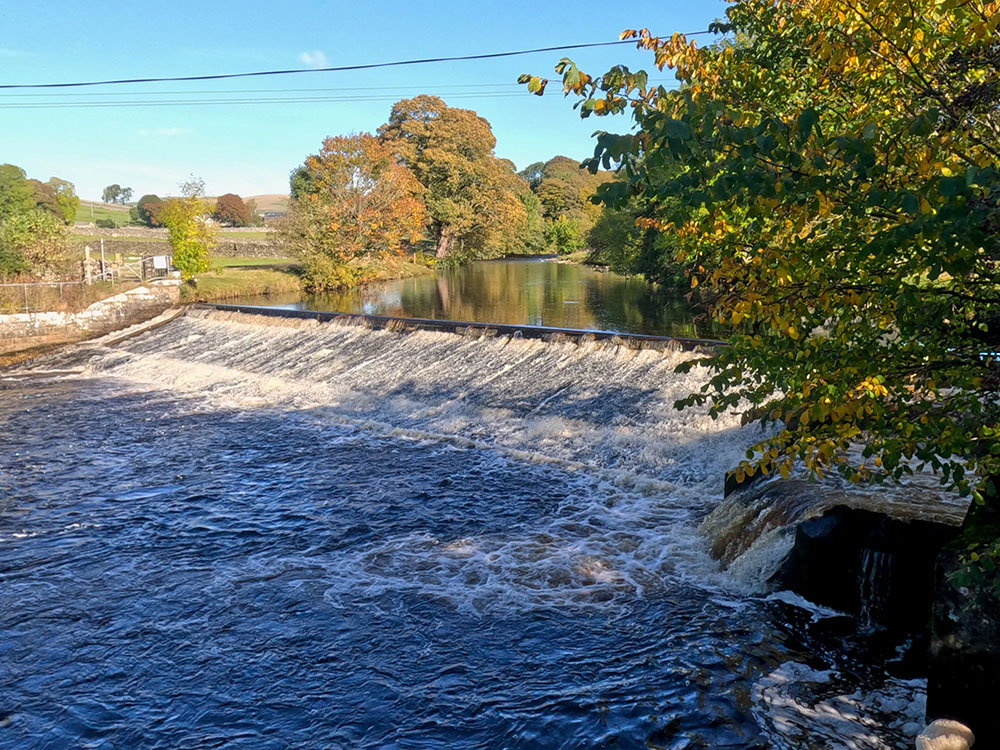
0, 310, 938, 748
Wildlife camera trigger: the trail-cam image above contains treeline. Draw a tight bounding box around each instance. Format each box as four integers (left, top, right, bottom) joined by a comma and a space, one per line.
285, 95, 620, 290
0, 163, 80, 278
131, 192, 261, 229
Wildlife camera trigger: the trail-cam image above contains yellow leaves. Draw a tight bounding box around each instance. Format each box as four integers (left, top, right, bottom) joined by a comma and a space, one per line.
854, 376, 888, 398
816, 191, 834, 217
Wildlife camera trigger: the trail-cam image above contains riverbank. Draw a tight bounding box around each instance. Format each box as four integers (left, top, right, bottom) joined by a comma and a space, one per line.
179, 254, 433, 303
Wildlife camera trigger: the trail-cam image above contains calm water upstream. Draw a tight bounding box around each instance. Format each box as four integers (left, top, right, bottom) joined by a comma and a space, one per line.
236, 257, 720, 338
0, 312, 927, 748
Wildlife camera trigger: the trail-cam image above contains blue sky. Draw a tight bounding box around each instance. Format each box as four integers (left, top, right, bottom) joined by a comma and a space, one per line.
1, 1, 727, 201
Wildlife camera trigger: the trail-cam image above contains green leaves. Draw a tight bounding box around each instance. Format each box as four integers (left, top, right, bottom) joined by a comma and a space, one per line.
517, 74, 548, 96
796, 108, 819, 138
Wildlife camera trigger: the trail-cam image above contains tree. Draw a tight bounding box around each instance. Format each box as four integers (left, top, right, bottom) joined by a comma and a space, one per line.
28, 179, 59, 218
120, 187, 133, 204
544, 215, 585, 255
378, 95, 531, 262
0, 165, 73, 277
213, 193, 252, 227
0, 164, 35, 221
0, 210, 70, 278
534, 155, 611, 230
159, 178, 215, 281
27, 177, 78, 224
46, 177, 79, 223
517, 161, 546, 190
283, 133, 426, 291
102, 184, 122, 204
538, 0, 1000, 501
136, 194, 164, 227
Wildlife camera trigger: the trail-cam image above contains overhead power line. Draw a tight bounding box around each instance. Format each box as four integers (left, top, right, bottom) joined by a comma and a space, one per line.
0, 35, 715, 90
0, 79, 679, 98
0, 84, 684, 110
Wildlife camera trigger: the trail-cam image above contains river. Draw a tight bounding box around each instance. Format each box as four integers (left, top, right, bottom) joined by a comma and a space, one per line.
235, 256, 721, 338
0, 309, 930, 748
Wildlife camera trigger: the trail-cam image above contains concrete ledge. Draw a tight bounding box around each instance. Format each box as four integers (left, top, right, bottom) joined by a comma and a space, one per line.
200, 303, 728, 352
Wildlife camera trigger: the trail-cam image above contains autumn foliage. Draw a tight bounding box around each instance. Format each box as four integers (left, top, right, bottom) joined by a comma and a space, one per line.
284, 133, 425, 291
378, 95, 533, 262
535, 0, 1000, 505
213, 193, 252, 227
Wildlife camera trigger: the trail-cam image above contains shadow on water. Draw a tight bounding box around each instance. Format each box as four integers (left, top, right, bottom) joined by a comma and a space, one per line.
235, 257, 723, 339
0, 373, 926, 749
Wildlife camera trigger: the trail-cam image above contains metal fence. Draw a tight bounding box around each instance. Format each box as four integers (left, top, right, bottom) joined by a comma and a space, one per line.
1, 250, 176, 314
0, 281, 88, 314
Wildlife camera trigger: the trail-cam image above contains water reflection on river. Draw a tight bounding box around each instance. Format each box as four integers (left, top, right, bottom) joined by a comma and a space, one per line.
237, 257, 721, 338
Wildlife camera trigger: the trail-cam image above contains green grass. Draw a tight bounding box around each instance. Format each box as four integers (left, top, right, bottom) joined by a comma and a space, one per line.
181, 267, 303, 302
76, 202, 135, 227
70, 234, 164, 243
212, 256, 295, 268
218, 230, 273, 238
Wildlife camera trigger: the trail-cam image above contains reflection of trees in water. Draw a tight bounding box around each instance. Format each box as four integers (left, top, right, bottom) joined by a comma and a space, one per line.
300, 260, 718, 336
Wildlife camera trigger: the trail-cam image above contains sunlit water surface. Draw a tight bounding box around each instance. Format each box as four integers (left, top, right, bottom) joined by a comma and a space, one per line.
236, 257, 721, 338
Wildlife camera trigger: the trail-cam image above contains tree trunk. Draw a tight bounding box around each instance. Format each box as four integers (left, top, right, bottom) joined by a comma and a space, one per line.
435, 228, 456, 259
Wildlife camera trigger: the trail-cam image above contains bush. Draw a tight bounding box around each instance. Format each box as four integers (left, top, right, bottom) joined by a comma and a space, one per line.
95, 218, 117, 229
544, 216, 585, 254
0, 210, 71, 278
0, 246, 27, 278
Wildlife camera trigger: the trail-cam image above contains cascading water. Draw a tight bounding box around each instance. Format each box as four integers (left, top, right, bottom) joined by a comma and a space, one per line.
0, 310, 947, 748
858, 549, 893, 629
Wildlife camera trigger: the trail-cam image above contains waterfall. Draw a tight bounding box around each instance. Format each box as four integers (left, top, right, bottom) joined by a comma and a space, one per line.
858, 549, 893, 628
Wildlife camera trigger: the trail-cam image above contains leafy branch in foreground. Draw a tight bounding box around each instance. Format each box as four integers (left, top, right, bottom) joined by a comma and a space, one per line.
526, 0, 1000, 502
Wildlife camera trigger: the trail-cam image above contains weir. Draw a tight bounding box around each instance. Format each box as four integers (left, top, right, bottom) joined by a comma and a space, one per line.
3, 305, 970, 746
201, 303, 729, 351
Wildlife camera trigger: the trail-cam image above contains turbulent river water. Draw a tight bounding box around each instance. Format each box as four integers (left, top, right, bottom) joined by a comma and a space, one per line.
0, 310, 932, 748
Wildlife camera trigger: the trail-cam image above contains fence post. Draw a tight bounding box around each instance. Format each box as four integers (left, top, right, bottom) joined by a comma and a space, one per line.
23, 284, 29, 314
84, 245, 92, 284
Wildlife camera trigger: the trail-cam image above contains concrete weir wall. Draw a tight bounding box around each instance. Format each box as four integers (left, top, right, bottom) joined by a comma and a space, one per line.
0, 282, 180, 354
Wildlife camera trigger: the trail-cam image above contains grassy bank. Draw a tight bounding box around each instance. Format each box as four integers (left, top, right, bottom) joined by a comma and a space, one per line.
359, 255, 435, 283
180, 253, 432, 303
213, 256, 295, 268
180, 267, 303, 302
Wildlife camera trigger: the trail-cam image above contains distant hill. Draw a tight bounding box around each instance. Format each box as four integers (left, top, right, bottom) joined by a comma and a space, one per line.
246, 194, 289, 213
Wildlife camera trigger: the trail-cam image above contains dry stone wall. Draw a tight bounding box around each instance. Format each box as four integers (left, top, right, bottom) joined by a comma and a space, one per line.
72, 237, 284, 258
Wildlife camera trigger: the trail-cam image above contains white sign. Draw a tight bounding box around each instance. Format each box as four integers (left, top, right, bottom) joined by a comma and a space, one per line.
152, 255, 169, 270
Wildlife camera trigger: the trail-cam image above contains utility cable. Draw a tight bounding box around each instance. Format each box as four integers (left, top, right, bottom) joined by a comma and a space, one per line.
0, 35, 715, 90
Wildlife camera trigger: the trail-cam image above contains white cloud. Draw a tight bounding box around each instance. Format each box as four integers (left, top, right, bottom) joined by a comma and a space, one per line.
137, 127, 193, 137
298, 50, 328, 69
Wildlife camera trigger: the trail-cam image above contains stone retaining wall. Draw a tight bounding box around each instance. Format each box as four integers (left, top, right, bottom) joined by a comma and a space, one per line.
0, 282, 180, 355
72, 237, 284, 258
71, 226, 275, 238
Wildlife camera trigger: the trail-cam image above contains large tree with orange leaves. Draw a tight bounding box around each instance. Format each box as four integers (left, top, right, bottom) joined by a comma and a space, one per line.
378, 95, 534, 263
530, 0, 1000, 502
285, 133, 426, 291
